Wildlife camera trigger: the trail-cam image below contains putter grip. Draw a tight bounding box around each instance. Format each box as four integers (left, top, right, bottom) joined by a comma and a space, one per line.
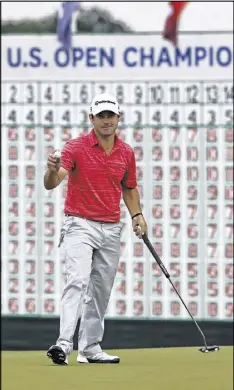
142, 235, 170, 279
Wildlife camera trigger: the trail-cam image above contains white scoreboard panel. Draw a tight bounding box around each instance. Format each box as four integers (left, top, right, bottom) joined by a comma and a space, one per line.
1, 34, 233, 319
2, 80, 233, 319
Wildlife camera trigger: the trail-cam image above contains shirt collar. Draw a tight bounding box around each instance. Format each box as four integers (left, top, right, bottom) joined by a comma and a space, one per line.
89, 129, 99, 146
89, 128, 121, 150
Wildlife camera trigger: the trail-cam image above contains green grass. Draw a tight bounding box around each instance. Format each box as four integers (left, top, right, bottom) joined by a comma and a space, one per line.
2, 347, 233, 390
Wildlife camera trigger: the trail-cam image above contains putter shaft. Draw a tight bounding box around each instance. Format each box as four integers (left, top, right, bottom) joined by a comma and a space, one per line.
142, 235, 209, 349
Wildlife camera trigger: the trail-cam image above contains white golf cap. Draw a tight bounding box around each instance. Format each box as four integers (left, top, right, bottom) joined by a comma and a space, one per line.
90, 93, 120, 116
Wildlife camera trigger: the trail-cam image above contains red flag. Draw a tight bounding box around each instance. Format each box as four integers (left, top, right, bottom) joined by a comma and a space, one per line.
163, 2, 189, 46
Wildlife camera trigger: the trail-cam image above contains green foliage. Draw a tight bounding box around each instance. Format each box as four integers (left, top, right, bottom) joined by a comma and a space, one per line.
1, 6, 133, 34
1, 15, 57, 34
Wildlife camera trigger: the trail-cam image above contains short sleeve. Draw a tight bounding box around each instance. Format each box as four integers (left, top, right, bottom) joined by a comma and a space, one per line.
123, 149, 137, 189
61, 142, 75, 172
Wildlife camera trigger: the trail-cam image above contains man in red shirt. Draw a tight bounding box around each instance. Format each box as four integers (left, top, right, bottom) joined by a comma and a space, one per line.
44, 93, 148, 365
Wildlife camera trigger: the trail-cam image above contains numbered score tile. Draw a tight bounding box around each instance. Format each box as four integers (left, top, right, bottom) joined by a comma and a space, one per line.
93, 82, 113, 96
75, 105, 90, 125
220, 105, 233, 127
22, 107, 39, 127
76, 82, 93, 104
8, 199, 19, 219
148, 83, 166, 105
24, 126, 37, 142
22, 83, 39, 104
56, 82, 77, 104
184, 106, 202, 128
150, 300, 165, 317
186, 127, 200, 144
203, 105, 221, 128
7, 297, 20, 314
7, 143, 20, 162
6, 126, 19, 142
149, 107, 167, 129
166, 105, 185, 127
128, 82, 147, 105
3, 82, 24, 104
40, 82, 58, 104
110, 83, 130, 105
182, 82, 203, 105
161, 82, 185, 105
40, 105, 59, 126
42, 298, 57, 315
3, 105, 24, 126
128, 106, 147, 129
57, 106, 76, 127
204, 82, 232, 105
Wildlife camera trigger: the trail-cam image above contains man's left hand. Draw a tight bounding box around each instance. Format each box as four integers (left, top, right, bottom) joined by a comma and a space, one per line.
132, 214, 148, 239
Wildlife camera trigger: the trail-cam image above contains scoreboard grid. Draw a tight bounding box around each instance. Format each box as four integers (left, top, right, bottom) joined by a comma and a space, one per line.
2, 78, 233, 319
2, 79, 233, 128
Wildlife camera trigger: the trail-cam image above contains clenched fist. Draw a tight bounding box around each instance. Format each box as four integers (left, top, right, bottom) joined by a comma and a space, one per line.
47, 150, 61, 172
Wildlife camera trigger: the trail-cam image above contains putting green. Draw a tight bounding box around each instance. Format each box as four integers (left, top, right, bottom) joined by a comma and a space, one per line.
2, 347, 233, 390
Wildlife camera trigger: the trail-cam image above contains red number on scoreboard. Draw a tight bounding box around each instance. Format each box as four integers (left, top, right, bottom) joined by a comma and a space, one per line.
8, 127, 18, 141
171, 243, 180, 258
134, 146, 143, 161
207, 302, 218, 317
44, 279, 54, 294
25, 298, 36, 313
8, 165, 18, 179
170, 167, 180, 181
187, 205, 198, 218
187, 185, 198, 200
170, 204, 180, 219
25, 127, 36, 141
187, 263, 198, 277
8, 259, 19, 274
133, 300, 144, 316
170, 147, 181, 161
44, 299, 55, 314
188, 301, 198, 316
152, 301, 163, 316
152, 166, 163, 180
207, 282, 218, 297
207, 263, 218, 278
26, 278, 36, 293
25, 260, 36, 275
152, 146, 163, 161
152, 281, 163, 295
170, 185, 180, 199
207, 205, 218, 219
188, 243, 198, 258
152, 204, 163, 219
188, 282, 199, 297
133, 262, 144, 277
187, 167, 199, 181
170, 301, 180, 316
116, 300, 127, 315
206, 147, 218, 161
9, 202, 18, 217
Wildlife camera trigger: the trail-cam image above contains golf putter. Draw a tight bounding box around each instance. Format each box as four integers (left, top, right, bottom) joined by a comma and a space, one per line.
142, 234, 220, 353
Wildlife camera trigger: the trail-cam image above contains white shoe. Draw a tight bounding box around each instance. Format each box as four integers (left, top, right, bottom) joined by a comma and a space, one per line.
77, 351, 120, 364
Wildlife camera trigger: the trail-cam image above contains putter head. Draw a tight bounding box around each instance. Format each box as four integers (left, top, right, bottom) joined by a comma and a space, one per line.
199, 345, 220, 353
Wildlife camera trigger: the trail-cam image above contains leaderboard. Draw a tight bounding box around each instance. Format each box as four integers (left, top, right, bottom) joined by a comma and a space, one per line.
1, 79, 233, 319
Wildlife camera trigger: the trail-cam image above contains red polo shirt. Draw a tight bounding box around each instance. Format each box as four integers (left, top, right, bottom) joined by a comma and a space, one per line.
61, 129, 137, 222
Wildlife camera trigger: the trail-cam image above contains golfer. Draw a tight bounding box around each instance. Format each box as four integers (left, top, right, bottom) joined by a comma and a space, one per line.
44, 93, 148, 365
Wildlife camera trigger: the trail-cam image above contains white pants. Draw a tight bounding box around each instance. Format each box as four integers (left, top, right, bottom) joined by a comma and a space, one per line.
56, 215, 123, 356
